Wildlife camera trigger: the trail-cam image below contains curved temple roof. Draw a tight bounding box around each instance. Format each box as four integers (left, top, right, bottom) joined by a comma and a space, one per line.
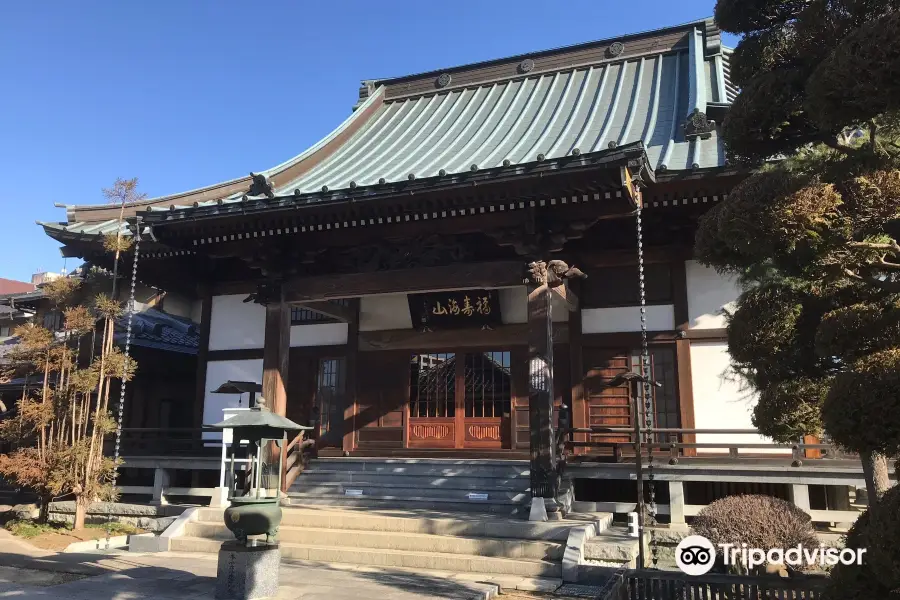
47, 18, 733, 236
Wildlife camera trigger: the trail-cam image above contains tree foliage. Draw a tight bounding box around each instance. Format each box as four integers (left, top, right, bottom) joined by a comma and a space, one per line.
709, 0, 900, 591
717, 0, 900, 162
0, 180, 141, 527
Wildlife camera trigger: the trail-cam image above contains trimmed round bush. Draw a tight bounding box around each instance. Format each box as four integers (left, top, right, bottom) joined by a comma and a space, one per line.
692, 495, 818, 571
752, 378, 826, 443
806, 11, 900, 131
826, 484, 900, 598
822, 348, 900, 456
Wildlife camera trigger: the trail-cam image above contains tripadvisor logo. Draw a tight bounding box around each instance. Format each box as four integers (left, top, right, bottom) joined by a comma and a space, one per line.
675, 535, 867, 576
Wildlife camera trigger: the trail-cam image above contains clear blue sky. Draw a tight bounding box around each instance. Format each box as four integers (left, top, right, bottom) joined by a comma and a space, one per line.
0, 1, 733, 283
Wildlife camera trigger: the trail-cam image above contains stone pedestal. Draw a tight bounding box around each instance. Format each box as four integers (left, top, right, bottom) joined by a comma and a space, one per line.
529, 497, 548, 522
215, 542, 280, 600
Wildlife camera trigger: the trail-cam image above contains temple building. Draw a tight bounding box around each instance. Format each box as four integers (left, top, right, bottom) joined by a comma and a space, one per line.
34, 19, 789, 514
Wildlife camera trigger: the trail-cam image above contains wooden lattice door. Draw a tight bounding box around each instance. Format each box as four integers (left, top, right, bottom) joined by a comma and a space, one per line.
407, 350, 512, 449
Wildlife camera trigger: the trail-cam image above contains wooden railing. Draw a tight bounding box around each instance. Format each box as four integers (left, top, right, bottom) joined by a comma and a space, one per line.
107, 428, 220, 457
281, 431, 315, 493
567, 427, 850, 465
617, 570, 828, 600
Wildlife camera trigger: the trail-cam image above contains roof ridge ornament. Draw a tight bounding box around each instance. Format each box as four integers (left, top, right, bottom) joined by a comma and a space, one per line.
436, 73, 452, 88
247, 172, 275, 199
608, 41, 625, 58
684, 108, 715, 141
518, 59, 535, 74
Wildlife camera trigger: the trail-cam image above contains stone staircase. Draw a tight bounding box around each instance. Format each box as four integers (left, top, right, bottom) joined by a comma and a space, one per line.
285, 458, 532, 516
173, 506, 576, 578
169, 458, 643, 579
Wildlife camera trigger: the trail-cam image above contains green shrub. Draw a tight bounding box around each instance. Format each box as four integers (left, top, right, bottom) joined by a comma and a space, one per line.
826, 485, 900, 598
5, 519, 67, 539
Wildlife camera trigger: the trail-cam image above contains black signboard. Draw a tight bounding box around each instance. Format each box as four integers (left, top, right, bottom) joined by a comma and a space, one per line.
408, 289, 502, 331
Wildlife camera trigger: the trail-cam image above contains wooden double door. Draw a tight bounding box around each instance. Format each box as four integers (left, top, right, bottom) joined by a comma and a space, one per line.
407, 350, 512, 449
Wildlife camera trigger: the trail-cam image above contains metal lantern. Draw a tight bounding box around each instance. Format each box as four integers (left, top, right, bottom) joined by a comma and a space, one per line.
210, 394, 310, 546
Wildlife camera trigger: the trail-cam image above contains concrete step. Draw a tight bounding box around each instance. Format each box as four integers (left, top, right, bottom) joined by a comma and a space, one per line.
195, 507, 580, 541
171, 536, 562, 578
186, 521, 564, 561
284, 493, 526, 515
298, 471, 530, 491
290, 483, 530, 502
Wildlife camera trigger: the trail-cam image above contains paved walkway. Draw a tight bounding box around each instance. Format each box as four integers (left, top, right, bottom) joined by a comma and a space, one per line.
0, 530, 512, 600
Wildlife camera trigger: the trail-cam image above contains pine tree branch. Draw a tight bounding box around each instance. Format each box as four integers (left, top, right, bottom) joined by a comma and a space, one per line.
844, 267, 900, 292
823, 136, 854, 155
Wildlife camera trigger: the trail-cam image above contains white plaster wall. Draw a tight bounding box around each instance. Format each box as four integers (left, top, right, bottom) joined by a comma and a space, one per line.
202, 359, 263, 438
162, 293, 192, 320
686, 260, 742, 329
208, 294, 265, 350
690, 341, 781, 454
581, 305, 675, 334
359, 294, 413, 331
499, 286, 570, 324
290, 322, 348, 346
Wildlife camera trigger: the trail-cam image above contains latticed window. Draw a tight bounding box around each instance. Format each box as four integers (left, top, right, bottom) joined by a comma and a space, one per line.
633, 347, 679, 429
409, 353, 455, 417
316, 358, 345, 436
290, 299, 351, 325
464, 351, 511, 418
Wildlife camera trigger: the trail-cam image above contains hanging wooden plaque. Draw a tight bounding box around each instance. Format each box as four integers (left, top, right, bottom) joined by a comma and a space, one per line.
407, 289, 502, 331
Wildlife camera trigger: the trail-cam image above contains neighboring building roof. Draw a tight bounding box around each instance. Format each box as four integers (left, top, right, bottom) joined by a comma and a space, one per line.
0, 278, 36, 295
46, 18, 732, 235
115, 307, 199, 354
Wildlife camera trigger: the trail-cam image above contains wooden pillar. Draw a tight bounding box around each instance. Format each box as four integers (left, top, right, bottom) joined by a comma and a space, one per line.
343, 298, 360, 454
672, 260, 696, 457
193, 291, 212, 428
675, 338, 696, 457
527, 261, 557, 505
262, 289, 290, 417
569, 279, 586, 455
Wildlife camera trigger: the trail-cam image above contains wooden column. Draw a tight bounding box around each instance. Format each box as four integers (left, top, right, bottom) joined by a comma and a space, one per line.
568, 279, 586, 455
193, 291, 213, 428
527, 262, 557, 505
262, 289, 290, 417
343, 298, 360, 454
673, 260, 696, 456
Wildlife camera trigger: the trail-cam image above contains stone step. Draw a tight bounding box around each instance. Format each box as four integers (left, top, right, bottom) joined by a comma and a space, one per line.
298, 471, 531, 491
171, 536, 561, 578
284, 493, 527, 515
290, 483, 530, 502
304, 459, 529, 479
196, 507, 579, 541
583, 527, 644, 568
186, 521, 564, 560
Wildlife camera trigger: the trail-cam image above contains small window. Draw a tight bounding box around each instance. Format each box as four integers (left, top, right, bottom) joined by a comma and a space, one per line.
582, 263, 673, 308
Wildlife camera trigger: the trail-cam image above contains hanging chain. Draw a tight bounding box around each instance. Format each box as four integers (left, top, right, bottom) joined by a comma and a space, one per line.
106, 224, 141, 544
636, 198, 658, 568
